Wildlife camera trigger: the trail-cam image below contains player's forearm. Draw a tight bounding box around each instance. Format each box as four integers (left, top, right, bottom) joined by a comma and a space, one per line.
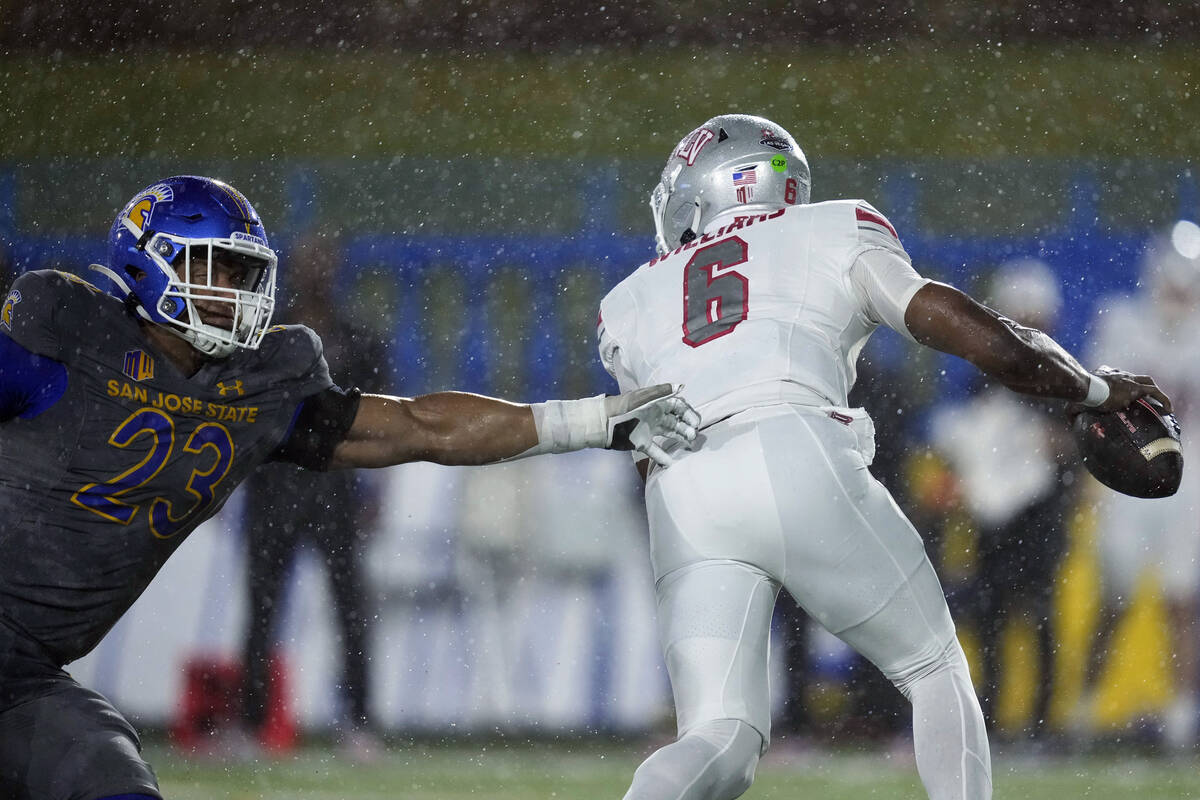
330, 391, 539, 469
906, 282, 1090, 402
978, 322, 1091, 400
405, 391, 541, 465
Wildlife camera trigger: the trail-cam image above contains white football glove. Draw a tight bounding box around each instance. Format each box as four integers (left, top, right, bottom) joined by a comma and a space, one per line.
604, 384, 700, 467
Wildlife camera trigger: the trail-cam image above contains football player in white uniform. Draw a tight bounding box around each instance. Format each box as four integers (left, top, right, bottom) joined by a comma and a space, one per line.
597, 114, 1171, 800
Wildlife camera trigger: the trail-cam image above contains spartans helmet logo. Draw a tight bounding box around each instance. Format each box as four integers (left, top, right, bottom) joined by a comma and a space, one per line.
123, 183, 175, 235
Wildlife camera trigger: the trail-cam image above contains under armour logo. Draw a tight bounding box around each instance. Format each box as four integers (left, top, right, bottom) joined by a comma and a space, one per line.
216, 380, 245, 397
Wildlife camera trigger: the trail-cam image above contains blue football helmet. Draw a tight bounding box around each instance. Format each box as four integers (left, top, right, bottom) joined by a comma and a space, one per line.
97, 175, 278, 358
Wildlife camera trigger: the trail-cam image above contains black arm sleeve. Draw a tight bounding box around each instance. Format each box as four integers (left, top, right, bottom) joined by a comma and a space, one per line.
272, 385, 363, 470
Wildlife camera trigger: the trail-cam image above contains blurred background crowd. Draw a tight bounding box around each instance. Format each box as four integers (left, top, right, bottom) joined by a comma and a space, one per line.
2, 0, 1199, 763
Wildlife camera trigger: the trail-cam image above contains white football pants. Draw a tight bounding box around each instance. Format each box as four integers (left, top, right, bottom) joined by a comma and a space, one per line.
624, 405, 992, 800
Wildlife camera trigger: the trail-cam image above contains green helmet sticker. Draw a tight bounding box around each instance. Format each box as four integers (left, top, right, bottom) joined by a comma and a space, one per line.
771, 155, 788, 173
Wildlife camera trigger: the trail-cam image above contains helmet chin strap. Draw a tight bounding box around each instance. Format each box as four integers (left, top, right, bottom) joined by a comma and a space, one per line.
89, 264, 154, 324
182, 326, 237, 358
89, 263, 236, 358
89, 263, 134, 297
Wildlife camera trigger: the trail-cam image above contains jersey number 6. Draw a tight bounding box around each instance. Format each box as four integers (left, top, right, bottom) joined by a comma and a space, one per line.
682, 236, 749, 348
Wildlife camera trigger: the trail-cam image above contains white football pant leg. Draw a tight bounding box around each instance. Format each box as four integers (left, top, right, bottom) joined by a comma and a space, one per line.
623, 561, 774, 800
837, 559, 992, 800
644, 407, 991, 800
622, 718, 762, 800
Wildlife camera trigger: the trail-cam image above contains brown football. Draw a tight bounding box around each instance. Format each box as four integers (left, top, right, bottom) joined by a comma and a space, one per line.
1072, 398, 1183, 498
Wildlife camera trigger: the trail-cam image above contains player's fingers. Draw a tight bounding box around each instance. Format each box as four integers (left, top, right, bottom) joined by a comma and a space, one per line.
1114, 377, 1172, 415
679, 404, 701, 428
664, 397, 701, 429
669, 417, 697, 443
642, 440, 675, 468
1141, 384, 1173, 414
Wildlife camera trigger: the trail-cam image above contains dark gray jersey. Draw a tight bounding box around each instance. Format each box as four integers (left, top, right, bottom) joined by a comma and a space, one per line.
0, 270, 333, 666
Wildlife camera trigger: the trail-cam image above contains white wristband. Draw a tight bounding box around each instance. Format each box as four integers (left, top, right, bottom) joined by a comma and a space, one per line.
516, 395, 609, 459
1083, 373, 1110, 408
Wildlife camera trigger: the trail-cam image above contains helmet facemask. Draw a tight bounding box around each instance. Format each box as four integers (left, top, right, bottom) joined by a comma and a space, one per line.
142, 231, 277, 359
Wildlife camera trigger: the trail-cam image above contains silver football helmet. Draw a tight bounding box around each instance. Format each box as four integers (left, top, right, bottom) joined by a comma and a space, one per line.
650, 114, 811, 255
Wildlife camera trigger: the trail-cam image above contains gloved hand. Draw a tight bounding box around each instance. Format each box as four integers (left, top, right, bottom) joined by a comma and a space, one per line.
604, 384, 701, 467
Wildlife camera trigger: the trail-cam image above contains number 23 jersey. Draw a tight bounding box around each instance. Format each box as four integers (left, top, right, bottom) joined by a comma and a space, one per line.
0, 269, 333, 667
598, 200, 931, 427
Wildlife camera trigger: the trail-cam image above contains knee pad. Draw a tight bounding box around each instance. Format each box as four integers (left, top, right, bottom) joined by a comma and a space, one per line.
886, 637, 969, 700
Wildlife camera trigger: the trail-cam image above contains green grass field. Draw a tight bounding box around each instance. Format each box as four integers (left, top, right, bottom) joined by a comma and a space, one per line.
148, 739, 1200, 799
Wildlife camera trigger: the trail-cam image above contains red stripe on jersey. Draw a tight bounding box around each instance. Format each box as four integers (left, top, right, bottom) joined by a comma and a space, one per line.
855, 207, 899, 239
597, 310, 603, 328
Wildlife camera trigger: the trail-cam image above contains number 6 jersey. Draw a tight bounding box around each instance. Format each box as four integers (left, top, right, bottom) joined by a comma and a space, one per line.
0, 269, 333, 669
598, 200, 930, 428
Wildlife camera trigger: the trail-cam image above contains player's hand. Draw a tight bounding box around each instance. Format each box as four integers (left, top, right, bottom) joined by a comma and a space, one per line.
1071, 365, 1173, 415
604, 384, 700, 467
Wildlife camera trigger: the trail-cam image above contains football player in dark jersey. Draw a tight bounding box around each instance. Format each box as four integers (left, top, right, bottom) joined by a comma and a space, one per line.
0, 175, 699, 800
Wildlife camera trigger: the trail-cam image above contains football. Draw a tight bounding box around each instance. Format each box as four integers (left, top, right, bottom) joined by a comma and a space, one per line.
1071, 397, 1184, 498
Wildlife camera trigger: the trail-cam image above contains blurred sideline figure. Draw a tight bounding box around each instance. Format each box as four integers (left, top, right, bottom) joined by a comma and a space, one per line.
239, 235, 390, 760
930, 259, 1077, 742
0, 175, 698, 800
1082, 221, 1200, 748
456, 457, 537, 724
597, 114, 1171, 800
456, 449, 648, 727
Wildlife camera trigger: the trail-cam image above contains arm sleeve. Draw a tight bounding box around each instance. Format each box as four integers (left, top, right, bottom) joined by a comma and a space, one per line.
0, 332, 68, 421
272, 385, 363, 470
848, 247, 932, 343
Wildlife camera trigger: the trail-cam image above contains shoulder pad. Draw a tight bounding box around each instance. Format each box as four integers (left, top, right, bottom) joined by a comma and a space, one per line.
256, 323, 333, 392
1, 270, 105, 359
853, 200, 907, 257
260, 322, 322, 365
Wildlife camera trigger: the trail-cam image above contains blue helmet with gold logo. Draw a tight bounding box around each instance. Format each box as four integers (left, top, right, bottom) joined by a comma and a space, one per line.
99, 175, 278, 359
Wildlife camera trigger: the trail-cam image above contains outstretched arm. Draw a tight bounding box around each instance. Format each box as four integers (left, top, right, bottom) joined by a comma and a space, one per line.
904, 281, 1171, 412
326, 384, 699, 470
329, 391, 538, 469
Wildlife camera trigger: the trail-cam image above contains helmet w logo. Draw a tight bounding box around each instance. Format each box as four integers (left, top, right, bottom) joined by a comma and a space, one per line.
216, 379, 245, 397
675, 127, 715, 166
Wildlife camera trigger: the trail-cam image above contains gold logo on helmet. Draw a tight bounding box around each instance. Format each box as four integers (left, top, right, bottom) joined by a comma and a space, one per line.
124, 183, 175, 235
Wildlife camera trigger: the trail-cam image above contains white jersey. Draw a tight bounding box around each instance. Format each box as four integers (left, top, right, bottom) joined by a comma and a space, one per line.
598, 199, 930, 428
600, 199, 990, 795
